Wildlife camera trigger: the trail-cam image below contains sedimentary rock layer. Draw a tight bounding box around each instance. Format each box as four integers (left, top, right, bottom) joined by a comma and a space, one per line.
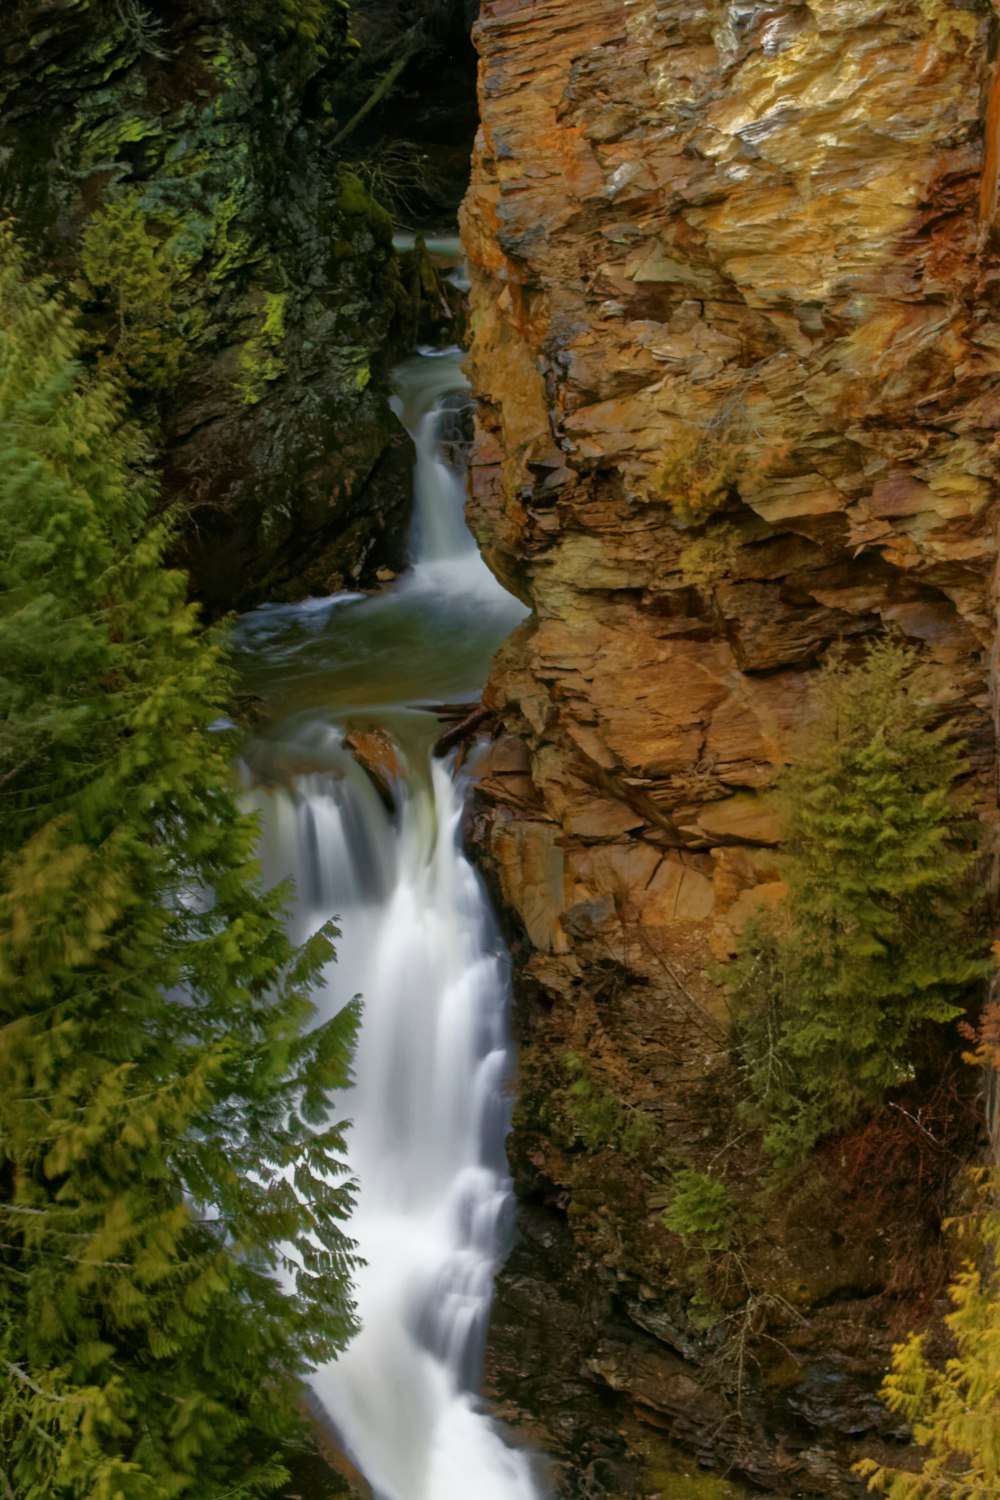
461, 1, 1000, 1491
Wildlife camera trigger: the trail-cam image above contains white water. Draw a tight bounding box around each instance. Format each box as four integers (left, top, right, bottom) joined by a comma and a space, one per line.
240, 351, 537, 1500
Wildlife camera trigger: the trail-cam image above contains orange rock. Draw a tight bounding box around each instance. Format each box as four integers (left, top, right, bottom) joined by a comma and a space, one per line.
342, 726, 400, 807
462, 0, 996, 982
461, 1, 1000, 1477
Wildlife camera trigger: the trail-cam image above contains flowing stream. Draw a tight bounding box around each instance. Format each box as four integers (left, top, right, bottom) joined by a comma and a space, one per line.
235, 350, 538, 1500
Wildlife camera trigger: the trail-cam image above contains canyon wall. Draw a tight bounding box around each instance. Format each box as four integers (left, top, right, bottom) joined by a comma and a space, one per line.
460, 1, 1000, 1493
0, 0, 417, 614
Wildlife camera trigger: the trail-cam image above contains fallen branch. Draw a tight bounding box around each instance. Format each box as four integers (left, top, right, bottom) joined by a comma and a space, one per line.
433, 705, 491, 759
330, 27, 424, 149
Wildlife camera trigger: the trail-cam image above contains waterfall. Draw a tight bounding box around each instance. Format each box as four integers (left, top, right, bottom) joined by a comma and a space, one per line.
238, 350, 537, 1500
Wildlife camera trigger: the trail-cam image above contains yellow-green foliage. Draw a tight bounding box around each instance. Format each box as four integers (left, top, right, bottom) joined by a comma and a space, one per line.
678, 523, 739, 587
279, 0, 350, 55
857, 1181, 1000, 1499
239, 290, 288, 405
80, 191, 188, 390
652, 424, 747, 525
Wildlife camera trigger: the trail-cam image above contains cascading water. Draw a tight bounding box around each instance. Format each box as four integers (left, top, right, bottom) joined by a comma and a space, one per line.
237, 350, 538, 1500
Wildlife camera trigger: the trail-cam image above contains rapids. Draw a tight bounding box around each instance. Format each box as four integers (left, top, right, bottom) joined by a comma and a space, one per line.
235, 351, 539, 1500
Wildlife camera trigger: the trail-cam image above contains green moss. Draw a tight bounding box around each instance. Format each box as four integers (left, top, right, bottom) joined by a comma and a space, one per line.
238, 289, 288, 404
337, 169, 393, 244
648, 1467, 746, 1500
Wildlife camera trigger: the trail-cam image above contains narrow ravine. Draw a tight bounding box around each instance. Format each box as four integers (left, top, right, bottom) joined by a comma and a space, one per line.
235, 351, 538, 1500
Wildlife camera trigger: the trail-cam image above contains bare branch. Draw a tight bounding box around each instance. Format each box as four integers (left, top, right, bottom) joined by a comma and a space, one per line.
330, 26, 424, 148
4, 1361, 76, 1404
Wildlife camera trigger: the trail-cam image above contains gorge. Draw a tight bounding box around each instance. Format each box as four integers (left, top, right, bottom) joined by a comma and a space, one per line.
3, 1, 1000, 1498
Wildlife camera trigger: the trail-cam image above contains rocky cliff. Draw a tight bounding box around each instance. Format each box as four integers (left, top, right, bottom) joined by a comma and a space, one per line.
460, 1, 1000, 1493
1, 0, 418, 613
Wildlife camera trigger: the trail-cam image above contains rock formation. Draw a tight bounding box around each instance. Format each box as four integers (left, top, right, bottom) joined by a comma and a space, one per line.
0, 0, 415, 614
460, 1, 1000, 1492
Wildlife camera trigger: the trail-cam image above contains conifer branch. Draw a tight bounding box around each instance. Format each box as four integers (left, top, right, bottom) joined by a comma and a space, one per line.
3, 1361, 74, 1403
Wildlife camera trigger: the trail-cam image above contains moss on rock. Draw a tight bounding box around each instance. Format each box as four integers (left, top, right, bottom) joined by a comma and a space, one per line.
0, 0, 416, 613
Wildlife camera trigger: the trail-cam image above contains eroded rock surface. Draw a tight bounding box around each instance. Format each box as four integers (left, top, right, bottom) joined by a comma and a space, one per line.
461, 1, 1000, 1492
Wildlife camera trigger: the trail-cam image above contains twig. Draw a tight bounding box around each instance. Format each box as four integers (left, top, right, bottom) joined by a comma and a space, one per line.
888, 1100, 949, 1152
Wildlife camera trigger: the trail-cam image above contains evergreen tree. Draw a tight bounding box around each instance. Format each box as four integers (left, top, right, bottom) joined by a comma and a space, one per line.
730, 640, 986, 1166
856, 1185, 1000, 1500
0, 230, 359, 1498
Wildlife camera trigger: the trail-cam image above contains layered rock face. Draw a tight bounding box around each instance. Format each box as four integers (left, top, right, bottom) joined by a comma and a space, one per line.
460, 1, 1000, 1492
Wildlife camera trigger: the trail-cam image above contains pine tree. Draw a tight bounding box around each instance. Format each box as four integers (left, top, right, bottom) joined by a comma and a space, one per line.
730, 640, 987, 1165
0, 229, 359, 1498
856, 1186, 1000, 1499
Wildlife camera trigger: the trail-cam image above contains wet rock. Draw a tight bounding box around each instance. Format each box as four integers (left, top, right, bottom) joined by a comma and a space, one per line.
343, 726, 402, 809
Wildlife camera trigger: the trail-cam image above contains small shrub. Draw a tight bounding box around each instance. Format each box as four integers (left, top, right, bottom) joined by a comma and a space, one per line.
80, 191, 188, 391
678, 522, 740, 586
729, 639, 988, 1167
663, 1167, 737, 1252
652, 424, 746, 525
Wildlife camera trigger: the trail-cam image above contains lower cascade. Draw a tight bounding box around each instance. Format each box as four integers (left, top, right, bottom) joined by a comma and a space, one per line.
236, 350, 538, 1500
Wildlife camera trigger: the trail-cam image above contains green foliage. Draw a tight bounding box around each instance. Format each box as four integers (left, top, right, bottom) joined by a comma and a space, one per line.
663, 1168, 737, 1252
278, 0, 351, 54
560, 1053, 653, 1158
856, 1180, 1000, 1499
80, 191, 190, 390
729, 639, 987, 1167
0, 233, 358, 1498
